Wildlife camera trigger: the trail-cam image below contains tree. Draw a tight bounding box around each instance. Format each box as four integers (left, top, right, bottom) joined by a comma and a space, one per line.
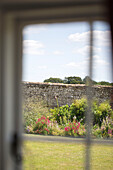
97, 81, 111, 86
83, 76, 97, 85
63, 76, 83, 84
44, 77, 64, 83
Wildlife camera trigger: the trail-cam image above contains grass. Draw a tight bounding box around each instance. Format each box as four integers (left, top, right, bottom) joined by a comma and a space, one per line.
23, 135, 113, 170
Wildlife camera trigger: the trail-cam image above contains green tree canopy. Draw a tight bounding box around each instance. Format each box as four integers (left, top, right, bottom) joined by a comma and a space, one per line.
83, 76, 97, 85
44, 77, 64, 83
44, 76, 112, 85
63, 76, 83, 84
97, 81, 111, 86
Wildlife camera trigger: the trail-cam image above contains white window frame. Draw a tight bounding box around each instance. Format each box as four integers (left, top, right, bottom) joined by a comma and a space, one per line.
0, 1, 112, 170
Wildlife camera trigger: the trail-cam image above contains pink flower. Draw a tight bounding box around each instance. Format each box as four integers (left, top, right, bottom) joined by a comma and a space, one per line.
74, 130, 76, 133
47, 119, 50, 124
45, 128, 49, 132
78, 122, 80, 127
38, 118, 41, 122
65, 127, 69, 131
108, 129, 112, 134
40, 116, 46, 120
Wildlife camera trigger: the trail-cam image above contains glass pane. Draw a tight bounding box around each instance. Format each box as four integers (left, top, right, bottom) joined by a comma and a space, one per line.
93, 21, 112, 84
22, 22, 90, 138
91, 22, 113, 139
22, 21, 113, 170
91, 144, 113, 170
23, 140, 85, 169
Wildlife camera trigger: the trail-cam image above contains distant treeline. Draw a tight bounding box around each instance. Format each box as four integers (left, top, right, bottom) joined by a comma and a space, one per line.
44, 76, 113, 86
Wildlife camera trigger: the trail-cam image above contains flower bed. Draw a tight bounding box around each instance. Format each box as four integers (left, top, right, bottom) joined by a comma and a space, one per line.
24, 98, 113, 138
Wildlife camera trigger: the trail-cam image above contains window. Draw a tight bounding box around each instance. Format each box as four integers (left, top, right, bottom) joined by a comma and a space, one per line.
0, 0, 112, 170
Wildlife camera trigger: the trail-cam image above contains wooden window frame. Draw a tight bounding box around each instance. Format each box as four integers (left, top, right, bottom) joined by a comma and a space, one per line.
0, 0, 112, 170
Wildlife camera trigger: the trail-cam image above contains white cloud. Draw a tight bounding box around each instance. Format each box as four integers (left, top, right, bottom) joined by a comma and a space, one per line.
76, 46, 101, 56
23, 40, 44, 48
93, 55, 109, 66
68, 30, 111, 47
93, 30, 111, 46
83, 55, 109, 67
23, 40, 45, 55
64, 56, 109, 73
68, 31, 89, 42
23, 24, 47, 34
65, 62, 80, 68
53, 50, 64, 55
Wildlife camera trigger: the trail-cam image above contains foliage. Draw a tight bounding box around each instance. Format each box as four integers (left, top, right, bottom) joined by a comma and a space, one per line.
92, 117, 113, 138
24, 125, 34, 134
64, 120, 81, 136
43, 76, 113, 85
69, 98, 87, 123
23, 97, 113, 138
51, 122, 64, 136
50, 98, 113, 128
33, 116, 52, 135
63, 76, 83, 84
23, 99, 49, 130
50, 98, 87, 125
50, 104, 70, 125
83, 76, 97, 85
44, 77, 64, 83
97, 81, 111, 86
92, 101, 113, 127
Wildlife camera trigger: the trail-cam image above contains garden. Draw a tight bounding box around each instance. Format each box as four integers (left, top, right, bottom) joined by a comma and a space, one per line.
23, 97, 113, 139
23, 140, 113, 170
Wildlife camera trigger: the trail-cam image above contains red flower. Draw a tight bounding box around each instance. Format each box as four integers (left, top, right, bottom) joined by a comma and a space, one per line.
38, 118, 41, 122
47, 119, 50, 124
65, 127, 69, 131
78, 122, 80, 127
45, 128, 49, 132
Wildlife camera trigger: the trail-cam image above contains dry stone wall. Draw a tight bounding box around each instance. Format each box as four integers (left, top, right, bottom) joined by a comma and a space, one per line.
22, 82, 113, 108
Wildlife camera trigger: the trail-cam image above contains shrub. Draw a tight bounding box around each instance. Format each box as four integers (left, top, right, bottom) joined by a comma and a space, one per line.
64, 120, 81, 136
69, 98, 87, 123
33, 116, 52, 135
51, 124, 64, 136
23, 97, 113, 138
24, 125, 34, 134
50, 104, 70, 125
93, 101, 113, 127
50, 98, 113, 128
92, 117, 113, 138
23, 98, 49, 130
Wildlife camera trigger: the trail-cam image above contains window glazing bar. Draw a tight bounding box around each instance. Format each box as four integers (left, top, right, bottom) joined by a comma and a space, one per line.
85, 21, 93, 170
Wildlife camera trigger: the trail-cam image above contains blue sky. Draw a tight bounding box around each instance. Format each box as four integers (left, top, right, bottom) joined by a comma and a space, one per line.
22, 21, 112, 83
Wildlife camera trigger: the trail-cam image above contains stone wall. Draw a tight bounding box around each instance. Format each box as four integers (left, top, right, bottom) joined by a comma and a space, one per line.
22, 82, 113, 108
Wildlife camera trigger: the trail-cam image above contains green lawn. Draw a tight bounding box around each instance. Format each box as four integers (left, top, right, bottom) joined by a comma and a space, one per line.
23, 137, 113, 170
